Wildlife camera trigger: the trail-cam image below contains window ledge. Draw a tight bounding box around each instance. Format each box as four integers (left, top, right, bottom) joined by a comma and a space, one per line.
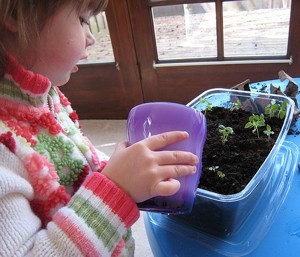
153, 57, 293, 68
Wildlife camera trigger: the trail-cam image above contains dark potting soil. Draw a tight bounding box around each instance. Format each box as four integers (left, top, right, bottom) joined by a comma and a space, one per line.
199, 106, 284, 195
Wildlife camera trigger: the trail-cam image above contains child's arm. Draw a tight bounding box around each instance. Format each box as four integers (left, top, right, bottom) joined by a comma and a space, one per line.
0, 145, 138, 256
49, 172, 139, 256
0, 131, 197, 256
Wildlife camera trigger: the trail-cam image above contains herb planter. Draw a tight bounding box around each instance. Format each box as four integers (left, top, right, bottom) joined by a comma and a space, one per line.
145, 140, 298, 256
169, 88, 295, 238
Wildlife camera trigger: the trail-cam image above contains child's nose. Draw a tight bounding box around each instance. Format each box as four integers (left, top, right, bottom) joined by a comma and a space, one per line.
86, 28, 96, 47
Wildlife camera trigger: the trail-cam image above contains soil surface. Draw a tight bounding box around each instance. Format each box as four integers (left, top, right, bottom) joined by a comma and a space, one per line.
199, 107, 284, 195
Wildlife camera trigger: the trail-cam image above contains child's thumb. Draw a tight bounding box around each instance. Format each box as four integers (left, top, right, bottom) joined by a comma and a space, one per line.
114, 141, 128, 152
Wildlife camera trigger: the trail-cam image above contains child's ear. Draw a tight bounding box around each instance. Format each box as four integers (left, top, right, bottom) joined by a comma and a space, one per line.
4, 16, 18, 32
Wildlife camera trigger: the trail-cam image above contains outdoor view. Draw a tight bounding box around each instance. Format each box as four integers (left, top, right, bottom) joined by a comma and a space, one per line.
80, 12, 114, 63
152, 0, 291, 60
82, 0, 291, 63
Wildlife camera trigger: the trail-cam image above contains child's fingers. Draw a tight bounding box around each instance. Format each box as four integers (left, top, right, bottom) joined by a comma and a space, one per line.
148, 165, 196, 199
142, 131, 189, 150
155, 150, 199, 166
114, 141, 128, 152
157, 164, 197, 180
152, 178, 181, 197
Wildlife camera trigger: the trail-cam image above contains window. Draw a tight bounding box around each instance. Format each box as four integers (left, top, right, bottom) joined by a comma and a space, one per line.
150, 0, 291, 62
223, 1, 291, 57
79, 12, 115, 64
152, 3, 217, 60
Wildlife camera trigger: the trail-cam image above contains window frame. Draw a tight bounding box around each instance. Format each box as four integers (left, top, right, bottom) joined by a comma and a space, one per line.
148, 0, 293, 67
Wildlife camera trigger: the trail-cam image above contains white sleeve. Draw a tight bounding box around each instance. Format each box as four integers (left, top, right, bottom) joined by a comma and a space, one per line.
0, 145, 40, 256
95, 148, 109, 161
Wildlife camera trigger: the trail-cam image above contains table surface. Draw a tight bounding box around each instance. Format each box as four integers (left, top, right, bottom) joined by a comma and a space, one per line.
144, 78, 300, 257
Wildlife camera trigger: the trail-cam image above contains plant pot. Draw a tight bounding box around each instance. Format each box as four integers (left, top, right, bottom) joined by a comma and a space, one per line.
144, 140, 298, 257
169, 88, 295, 237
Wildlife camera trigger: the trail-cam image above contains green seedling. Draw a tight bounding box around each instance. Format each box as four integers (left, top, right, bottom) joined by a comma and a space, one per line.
230, 100, 242, 111
208, 166, 225, 179
245, 113, 266, 138
217, 170, 226, 179
278, 101, 287, 119
263, 124, 274, 141
208, 166, 219, 173
265, 99, 279, 118
265, 100, 287, 119
199, 98, 213, 113
218, 125, 234, 144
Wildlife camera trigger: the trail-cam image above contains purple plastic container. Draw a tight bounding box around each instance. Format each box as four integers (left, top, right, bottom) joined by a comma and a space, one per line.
126, 102, 207, 214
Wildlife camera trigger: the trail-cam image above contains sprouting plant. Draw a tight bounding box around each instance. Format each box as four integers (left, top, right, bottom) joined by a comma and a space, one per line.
217, 170, 226, 179
263, 124, 274, 141
208, 166, 219, 172
218, 125, 234, 144
278, 101, 287, 119
230, 99, 242, 111
265, 100, 279, 118
245, 114, 266, 138
265, 100, 287, 119
199, 98, 213, 113
208, 166, 225, 179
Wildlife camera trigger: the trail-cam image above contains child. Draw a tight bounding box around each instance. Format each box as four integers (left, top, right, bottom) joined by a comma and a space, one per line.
0, 1, 198, 256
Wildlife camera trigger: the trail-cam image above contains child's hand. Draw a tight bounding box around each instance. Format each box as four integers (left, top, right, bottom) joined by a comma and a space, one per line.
101, 131, 199, 203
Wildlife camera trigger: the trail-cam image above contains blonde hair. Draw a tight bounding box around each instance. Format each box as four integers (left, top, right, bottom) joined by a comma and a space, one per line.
0, 0, 108, 76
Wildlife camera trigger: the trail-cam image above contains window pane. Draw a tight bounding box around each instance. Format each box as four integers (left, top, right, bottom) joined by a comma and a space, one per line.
80, 12, 115, 63
152, 3, 217, 61
223, 0, 291, 57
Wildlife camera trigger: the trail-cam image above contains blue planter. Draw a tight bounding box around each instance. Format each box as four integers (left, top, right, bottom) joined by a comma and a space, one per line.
144, 86, 299, 256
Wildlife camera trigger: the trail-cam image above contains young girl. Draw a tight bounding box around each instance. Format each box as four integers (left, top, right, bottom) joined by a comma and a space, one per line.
0, 1, 198, 256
